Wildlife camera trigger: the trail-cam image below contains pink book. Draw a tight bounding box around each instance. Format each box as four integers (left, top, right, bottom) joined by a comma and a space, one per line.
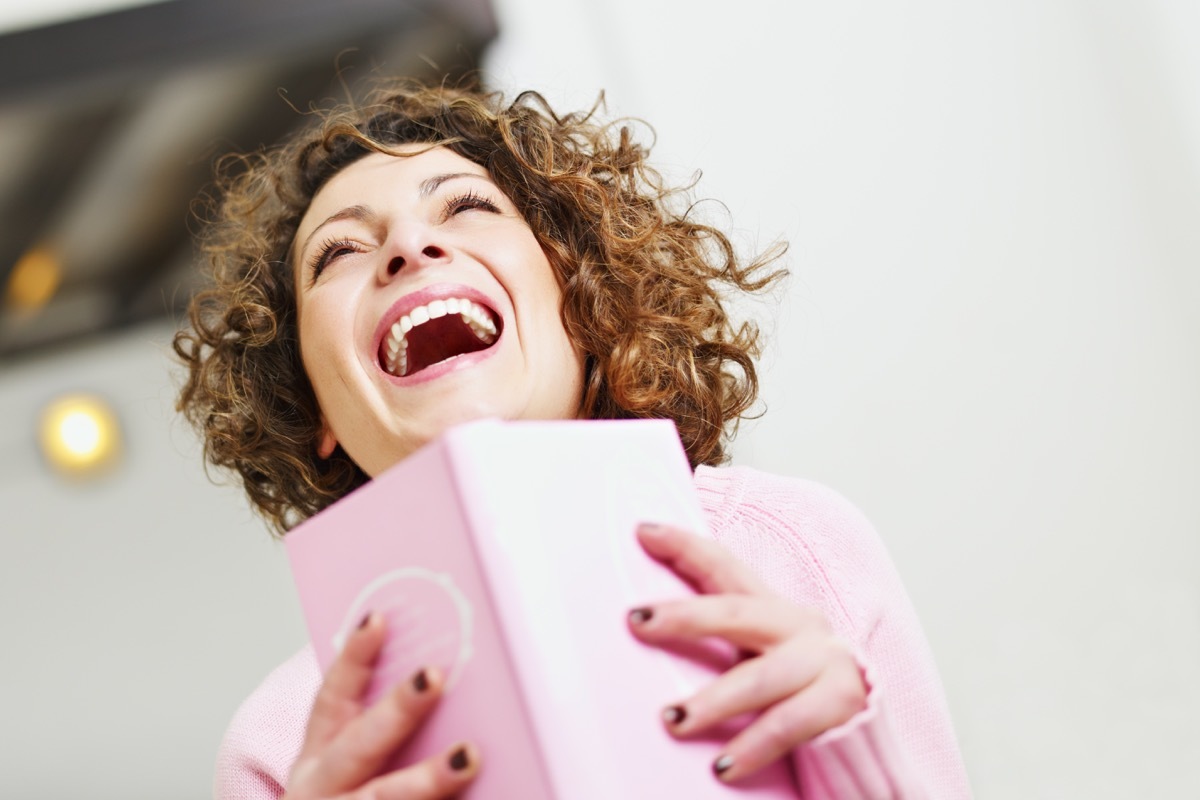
286, 418, 797, 797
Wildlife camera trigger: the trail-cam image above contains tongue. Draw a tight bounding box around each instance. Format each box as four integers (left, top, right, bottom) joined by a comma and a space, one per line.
404, 314, 494, 376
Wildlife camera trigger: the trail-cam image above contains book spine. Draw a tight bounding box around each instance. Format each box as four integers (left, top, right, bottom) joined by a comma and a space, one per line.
444, 422, 560, 798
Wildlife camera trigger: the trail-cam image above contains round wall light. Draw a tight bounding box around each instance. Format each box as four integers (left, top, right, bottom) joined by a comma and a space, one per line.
39, 393, 123, 477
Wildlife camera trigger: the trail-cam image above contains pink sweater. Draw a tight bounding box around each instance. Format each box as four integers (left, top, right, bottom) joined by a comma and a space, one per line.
215, 465, 971, 799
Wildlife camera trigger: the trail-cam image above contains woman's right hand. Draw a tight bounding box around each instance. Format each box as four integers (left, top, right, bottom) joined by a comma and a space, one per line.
283, 612, 481, 799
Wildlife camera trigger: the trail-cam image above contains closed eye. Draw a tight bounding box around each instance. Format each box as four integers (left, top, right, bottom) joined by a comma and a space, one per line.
443, 189, 500, 218
308, 238, 364, 280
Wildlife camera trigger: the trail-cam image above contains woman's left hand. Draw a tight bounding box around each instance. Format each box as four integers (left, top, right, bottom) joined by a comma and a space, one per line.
627, 522, 868, 784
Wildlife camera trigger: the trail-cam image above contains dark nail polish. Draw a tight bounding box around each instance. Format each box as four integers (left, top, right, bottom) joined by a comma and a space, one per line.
629, 607, 654, 625
449, 746, 470, 771
411, 669, 430, 693
663, 705, 686, 725
713, 754, 735, 779
357, 612, 373, 630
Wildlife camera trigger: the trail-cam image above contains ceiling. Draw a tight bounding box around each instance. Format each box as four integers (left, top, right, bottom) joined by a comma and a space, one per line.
0, 0, 496, 361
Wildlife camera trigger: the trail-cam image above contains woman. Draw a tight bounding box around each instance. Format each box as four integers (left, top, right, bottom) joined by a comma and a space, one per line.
176, 80, 970, 799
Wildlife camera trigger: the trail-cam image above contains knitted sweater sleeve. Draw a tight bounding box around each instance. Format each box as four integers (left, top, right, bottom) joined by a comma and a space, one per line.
694, 466, 971, 800
213, 646, 318, 800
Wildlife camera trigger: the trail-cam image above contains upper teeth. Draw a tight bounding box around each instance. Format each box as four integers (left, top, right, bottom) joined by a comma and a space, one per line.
383, 297, 498, 377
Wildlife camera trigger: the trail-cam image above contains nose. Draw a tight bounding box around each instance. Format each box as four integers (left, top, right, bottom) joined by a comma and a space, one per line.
379, 228, 452, 282
384, 244, 451, 278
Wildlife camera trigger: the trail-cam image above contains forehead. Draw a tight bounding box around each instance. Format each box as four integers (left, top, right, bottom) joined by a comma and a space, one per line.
298, 147, 491, 231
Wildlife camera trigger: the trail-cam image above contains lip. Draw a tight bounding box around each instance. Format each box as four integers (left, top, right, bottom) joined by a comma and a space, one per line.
370, 283, 505, 385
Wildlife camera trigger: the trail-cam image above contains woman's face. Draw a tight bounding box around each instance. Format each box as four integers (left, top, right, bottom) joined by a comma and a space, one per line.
292, 147, 585, 477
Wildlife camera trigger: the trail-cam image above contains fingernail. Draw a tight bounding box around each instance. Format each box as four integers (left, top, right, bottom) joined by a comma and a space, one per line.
411, 668, 430, 693
662, 705, 686, 725
449, 746, 470, 771
357, 612, 374, 630
638, 522, 662, 532
713, 754, 735, 779
628, 606, 654, 625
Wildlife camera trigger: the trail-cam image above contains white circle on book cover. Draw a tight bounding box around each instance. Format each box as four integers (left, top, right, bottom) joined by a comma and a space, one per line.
334, 568, 475, 696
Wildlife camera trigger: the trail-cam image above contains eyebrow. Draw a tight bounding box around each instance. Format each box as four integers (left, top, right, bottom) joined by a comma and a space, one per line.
419, 171, 488, 197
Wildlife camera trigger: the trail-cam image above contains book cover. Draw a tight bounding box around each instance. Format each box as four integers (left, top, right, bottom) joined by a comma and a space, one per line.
286, 418, 796, 797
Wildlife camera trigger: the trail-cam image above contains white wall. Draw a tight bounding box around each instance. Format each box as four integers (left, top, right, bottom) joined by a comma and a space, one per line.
2, 1, 1197, 797
485, 0, 1200, 797
0, 324, 308, 799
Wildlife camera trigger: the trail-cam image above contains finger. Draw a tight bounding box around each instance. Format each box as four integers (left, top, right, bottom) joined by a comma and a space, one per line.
636, 523, 767, 595
301, 611, 388, 754
306, 665, 446, 795
352, 742, 482, 800
628, 594, 817, 652
711, 659, 867, 784
659, 638, 826, 738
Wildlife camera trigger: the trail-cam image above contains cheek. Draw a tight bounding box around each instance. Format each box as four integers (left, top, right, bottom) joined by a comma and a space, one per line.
297, 309, 326, 377
299, 275, 361, 348
297, 295, 356, 397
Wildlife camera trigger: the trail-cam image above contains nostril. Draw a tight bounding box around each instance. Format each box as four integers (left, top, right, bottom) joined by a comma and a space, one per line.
422, 245, 445, 259
387, 257, 404, 276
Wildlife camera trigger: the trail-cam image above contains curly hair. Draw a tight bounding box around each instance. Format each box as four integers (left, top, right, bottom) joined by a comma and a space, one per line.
175, 78, 786, 534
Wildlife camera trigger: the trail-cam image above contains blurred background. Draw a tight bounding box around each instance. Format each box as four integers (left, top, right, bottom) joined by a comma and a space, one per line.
1, 0, 1197, 797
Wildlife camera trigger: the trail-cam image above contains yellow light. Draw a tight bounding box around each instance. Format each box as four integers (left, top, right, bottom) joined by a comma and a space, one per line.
39, 394, 122, 476
6, 245, 62, 312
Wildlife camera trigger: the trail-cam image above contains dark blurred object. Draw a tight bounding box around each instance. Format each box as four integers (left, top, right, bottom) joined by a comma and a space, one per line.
0, 0, 496, 360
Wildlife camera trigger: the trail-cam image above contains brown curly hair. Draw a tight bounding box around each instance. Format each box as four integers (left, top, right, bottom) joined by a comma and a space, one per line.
175, 78, 786, 534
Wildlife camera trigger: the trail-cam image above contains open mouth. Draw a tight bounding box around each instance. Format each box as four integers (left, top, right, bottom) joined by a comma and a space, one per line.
379, 297, 501, 378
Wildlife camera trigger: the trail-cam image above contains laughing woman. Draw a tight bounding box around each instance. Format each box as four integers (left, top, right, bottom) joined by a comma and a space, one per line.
175, 80, 971, 800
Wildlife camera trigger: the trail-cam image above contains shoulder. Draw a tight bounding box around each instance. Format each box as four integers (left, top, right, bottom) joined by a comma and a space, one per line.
693, 464, 902, 638
694, 463, 880, 543
214, 645, 320, 799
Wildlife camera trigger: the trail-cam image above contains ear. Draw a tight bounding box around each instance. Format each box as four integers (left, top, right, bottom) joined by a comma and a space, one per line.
316, 421, 338, 459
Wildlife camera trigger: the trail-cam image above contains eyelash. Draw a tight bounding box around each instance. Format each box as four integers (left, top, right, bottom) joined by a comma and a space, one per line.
307, 190, 501, 279
308, 238, 361, 279
443, 189, 500, 217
